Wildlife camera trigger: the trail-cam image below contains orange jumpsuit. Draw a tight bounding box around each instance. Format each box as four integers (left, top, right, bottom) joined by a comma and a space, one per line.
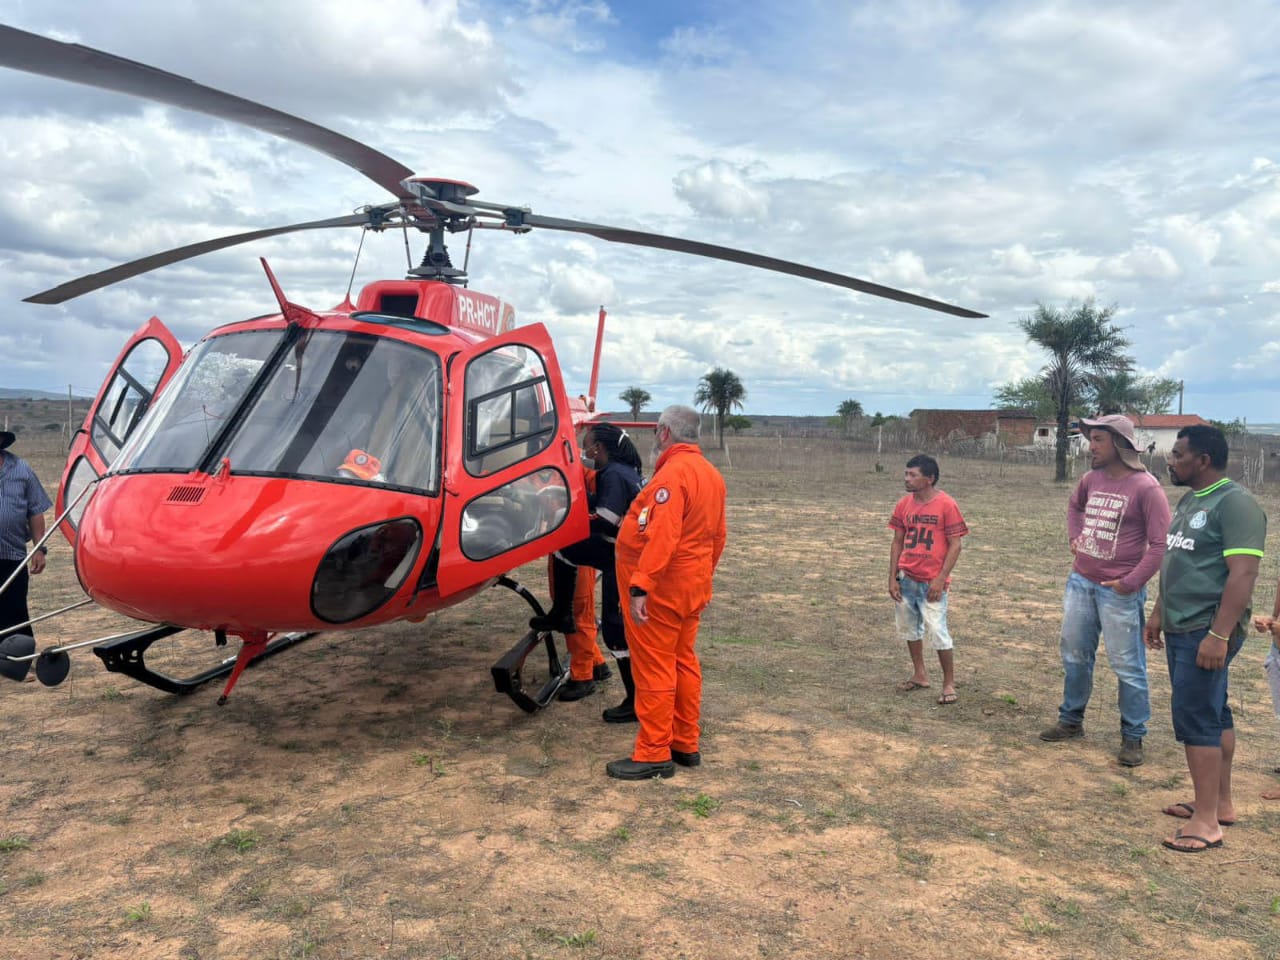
560, 563, 604, 680
614, 443, 727, 762
551, 470, 606, 681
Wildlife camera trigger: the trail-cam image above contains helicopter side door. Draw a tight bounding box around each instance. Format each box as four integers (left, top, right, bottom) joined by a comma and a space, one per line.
56, 317, 183, 540
434, 325, 590, 597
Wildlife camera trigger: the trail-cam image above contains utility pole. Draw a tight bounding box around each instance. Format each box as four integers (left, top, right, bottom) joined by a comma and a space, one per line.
1178, 380, 1184, 415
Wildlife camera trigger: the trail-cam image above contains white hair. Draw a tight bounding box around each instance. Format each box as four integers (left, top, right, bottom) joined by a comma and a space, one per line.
660, 404, 701, 443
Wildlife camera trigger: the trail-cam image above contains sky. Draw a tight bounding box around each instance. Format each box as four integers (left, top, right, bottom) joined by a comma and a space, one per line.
1, 0, 1278, 421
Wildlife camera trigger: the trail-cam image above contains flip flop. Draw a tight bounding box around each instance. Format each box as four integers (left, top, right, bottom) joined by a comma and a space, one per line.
1162, 834, 1223, 853
937, 692, 958, 705
897, 679, 930, 692
1162, 802, 1236, 827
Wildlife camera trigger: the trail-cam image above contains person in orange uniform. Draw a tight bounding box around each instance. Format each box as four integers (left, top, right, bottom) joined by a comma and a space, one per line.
554, 468, 609, 696
607, 405, 727, 780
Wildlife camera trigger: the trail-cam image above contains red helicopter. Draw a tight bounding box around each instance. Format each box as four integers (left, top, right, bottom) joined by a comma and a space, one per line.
0, 24, 985, 709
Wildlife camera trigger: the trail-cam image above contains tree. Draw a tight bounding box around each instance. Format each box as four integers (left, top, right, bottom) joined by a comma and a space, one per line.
619, 386, 651, 421
1017, 300, 1132, 481
725, 415, 752, 435
1090, 372, 1180, 416
992, 376, 1058, 421
1210, 417, 1249, 437
693, 367, 746, 449
837, 398, 864, 436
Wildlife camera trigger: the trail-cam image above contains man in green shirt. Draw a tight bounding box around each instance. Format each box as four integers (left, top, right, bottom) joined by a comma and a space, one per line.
1144, 425, 1266, 853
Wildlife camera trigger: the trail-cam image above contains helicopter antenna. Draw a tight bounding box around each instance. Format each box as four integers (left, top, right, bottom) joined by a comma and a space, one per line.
344, 227, 368, 304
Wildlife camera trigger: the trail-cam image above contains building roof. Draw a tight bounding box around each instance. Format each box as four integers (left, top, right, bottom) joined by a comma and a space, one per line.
1127, 414, 1210, 429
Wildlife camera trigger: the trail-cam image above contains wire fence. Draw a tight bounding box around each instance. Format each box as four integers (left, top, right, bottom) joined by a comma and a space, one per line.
730, 422, 1280, 490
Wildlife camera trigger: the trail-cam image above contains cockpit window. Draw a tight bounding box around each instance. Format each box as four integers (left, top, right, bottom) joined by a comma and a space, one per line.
116, 330, 280, 472
115, 329, 443, 495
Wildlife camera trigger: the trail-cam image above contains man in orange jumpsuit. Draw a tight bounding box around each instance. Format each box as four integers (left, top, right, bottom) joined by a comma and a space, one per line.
607, 405, 727, 780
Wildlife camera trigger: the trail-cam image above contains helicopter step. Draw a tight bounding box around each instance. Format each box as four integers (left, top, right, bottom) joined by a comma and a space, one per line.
490, 575, 570, 713
93, 625, 315, 696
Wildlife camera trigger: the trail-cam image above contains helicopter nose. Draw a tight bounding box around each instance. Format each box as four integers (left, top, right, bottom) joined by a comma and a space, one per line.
73, 474, 438, 632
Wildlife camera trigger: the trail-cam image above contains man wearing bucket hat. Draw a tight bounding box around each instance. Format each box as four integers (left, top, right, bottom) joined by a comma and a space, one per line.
0, 430, 52, 642
1039, 414, 1170, 767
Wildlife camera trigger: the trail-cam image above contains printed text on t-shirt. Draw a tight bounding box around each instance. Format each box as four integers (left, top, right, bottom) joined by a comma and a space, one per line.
1078, 492, 1130, 561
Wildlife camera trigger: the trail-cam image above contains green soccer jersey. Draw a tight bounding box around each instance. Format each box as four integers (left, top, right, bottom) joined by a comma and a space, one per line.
1158, 478, 1267, 636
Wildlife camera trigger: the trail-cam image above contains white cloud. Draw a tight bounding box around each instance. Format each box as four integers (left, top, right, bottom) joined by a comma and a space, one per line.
545, 260, 615, 313
660, 25, 735, 64
673, 160, 770, 221
1101, 243, 1181, 281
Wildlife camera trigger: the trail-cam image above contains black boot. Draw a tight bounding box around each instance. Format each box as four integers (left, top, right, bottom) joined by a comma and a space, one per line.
529, 558, 578, 633
557, 678, 596, 701
602, 657, 637, 723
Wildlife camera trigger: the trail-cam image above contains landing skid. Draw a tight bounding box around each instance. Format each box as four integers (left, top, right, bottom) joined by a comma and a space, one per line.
490, 575, 569, 713
93, 625, 315, 695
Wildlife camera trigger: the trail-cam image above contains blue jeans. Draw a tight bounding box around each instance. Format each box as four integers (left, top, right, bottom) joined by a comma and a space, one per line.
1165, 628, 1243, 747
1057, 571, 1149, 739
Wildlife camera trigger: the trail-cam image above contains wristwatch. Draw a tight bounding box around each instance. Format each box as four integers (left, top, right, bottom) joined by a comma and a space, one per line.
628, 586, 647, 597
36, 545, 47, 555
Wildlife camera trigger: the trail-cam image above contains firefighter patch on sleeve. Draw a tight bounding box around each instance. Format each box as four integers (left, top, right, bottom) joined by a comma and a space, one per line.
654, 487, 670, 504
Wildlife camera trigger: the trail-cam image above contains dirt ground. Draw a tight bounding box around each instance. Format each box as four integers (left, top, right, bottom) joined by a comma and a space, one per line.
1, 423, 1279, 959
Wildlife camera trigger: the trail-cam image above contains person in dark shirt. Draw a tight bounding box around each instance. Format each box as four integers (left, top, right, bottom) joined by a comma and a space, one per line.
1146, 425, 1266, 853
531, 423, 643, 713
0, 430, 53, 646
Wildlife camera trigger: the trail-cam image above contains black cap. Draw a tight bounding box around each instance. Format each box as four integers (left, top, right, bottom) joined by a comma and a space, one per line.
0, 431, 14, 451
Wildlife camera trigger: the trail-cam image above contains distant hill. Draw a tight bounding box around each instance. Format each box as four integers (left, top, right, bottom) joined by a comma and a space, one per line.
0, 388, 91, 401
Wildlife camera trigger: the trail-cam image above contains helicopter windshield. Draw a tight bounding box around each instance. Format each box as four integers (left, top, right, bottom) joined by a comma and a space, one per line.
116, 329, 443, 494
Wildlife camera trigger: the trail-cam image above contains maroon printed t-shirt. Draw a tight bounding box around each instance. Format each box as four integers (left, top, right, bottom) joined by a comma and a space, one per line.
889, 490, 969, 584
1067, 467, 1170, 592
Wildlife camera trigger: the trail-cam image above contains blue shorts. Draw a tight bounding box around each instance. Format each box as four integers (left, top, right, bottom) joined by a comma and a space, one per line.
1165, 628, 1243, 747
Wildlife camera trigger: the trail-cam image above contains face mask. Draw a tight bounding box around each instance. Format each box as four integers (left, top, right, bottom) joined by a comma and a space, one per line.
580, 455, 596, 470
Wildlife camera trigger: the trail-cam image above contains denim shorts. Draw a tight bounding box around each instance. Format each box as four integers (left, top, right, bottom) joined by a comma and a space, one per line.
894, 574, 953, 651
1165, 628, 1243, 747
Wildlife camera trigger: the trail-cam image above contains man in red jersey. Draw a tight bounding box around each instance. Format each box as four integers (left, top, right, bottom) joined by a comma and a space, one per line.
607, 405, 727, 780
889, 454, 968, 705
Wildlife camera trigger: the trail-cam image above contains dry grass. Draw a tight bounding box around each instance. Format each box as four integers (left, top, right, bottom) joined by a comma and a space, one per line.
1, 412, 1279, 960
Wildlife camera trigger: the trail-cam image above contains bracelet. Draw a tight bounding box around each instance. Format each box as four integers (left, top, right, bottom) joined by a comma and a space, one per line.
1207, 629, 1231, 642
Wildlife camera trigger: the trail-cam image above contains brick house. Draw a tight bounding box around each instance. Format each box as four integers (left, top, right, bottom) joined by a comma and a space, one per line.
909, 409, 1037, 445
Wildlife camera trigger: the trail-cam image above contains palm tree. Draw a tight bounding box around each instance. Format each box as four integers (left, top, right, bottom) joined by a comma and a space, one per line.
1018, 300, 1132, 481
693, 367, 746, 449
619, 386, 651, 422
837, 398, 864, 436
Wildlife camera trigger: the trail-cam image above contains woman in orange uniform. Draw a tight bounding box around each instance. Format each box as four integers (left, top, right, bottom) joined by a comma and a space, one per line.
607, 405, 727, 780
553, 469, 608, 697
530, 423, 644, 711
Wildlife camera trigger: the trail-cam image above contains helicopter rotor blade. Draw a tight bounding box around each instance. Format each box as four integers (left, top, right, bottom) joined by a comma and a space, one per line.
0, 24, 416, 199
516, 213, 987, 319
24, 213, 374, 304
